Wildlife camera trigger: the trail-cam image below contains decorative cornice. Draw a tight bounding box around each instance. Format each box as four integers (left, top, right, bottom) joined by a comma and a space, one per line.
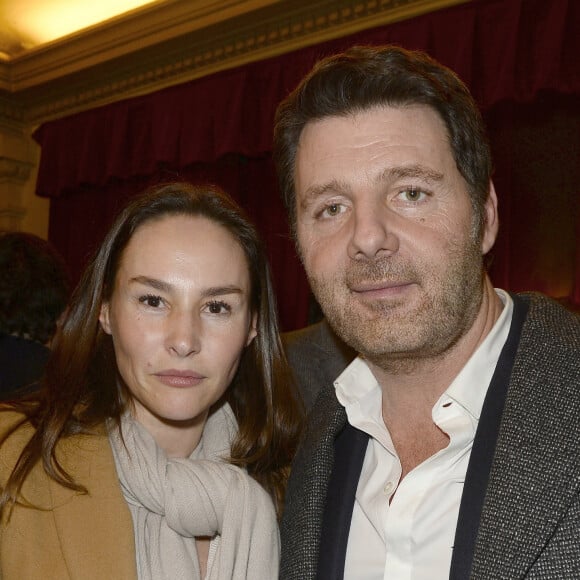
0, 157, 33, 183
2, 0, 282, 91
0, 0, 468, 126
0, 94, 25, 128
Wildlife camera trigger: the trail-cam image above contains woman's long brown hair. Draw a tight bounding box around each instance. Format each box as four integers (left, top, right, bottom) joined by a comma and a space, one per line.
0, 182, 304, 516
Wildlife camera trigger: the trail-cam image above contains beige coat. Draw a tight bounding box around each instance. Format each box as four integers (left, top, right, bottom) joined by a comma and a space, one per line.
0, 412, 137, 579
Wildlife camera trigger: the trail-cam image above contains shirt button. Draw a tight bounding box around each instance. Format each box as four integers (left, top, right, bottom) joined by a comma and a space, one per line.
383, 481, 395, 495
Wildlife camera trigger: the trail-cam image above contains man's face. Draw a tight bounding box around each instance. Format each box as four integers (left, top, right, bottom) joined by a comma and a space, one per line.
294, 105, 497, 367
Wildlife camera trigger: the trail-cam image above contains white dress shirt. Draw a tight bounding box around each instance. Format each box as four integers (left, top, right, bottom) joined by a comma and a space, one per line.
335, 290, 513, 580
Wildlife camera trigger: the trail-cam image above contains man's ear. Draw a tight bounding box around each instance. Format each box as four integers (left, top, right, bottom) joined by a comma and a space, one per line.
99, 302, 112, 335
481, 181, 499, 255
246, 312, 258, 346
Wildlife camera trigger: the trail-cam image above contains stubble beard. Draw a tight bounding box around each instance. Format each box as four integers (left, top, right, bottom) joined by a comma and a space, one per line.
307, 237, 485, 374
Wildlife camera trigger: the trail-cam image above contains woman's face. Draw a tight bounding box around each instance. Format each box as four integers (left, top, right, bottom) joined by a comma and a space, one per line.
99, 214, 257, 455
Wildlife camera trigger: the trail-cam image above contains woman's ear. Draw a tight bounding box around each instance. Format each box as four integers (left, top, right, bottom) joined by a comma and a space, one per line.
246, 312, 258, 346
99, 302, 112, 335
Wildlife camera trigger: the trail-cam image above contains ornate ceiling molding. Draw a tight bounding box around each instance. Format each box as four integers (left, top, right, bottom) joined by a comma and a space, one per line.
1, 0, 467, 127
0, 95, 25, 130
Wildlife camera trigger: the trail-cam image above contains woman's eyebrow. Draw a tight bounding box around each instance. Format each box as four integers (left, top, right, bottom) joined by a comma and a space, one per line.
201, 285, 244, 298
129, 276, 244, 298
129, 275, 172, 293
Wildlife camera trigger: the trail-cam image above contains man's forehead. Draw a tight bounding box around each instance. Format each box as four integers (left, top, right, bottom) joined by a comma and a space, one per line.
298, 103, 445, 136
294, 104, 451, 179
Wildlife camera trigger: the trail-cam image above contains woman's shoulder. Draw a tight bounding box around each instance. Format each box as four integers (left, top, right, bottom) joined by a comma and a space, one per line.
0, 408, 35, 444
0, 404, 35, 432
0, 408, 113, 502
0, 407, 109, 465
0, 408, 37, 483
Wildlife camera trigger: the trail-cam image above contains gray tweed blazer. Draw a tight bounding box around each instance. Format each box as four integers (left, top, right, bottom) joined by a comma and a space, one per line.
282, 319, 356, 411
280, 293, 580, 579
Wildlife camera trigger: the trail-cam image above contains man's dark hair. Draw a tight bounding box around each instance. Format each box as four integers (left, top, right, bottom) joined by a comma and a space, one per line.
0, 232, 71, 344
273, 44, 492, 235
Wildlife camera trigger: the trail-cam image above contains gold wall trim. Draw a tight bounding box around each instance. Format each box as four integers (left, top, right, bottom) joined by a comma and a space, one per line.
2, 0, 285, 91
1, 0, 468, 126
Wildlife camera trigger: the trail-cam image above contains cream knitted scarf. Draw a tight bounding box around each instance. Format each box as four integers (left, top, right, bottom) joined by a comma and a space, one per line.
108, 404, 279, 580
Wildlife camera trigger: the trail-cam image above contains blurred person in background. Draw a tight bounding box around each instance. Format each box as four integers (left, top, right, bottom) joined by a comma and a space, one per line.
0, 232, 71, 399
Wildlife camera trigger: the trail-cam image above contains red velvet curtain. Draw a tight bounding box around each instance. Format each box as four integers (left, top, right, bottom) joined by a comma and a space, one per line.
36, 0, 580, 329
486, 94, 580, 310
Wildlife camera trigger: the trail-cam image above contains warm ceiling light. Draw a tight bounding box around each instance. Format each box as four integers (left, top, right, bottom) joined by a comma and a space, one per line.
2, 0, 160, 49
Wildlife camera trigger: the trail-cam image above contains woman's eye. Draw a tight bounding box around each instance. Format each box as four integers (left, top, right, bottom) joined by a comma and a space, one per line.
399, 187, 427, 202
138, 294, 163, 308
206, 300, 231, 315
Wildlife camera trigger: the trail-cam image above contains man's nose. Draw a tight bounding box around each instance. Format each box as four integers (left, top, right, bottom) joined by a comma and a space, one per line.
347, 200, 399, 261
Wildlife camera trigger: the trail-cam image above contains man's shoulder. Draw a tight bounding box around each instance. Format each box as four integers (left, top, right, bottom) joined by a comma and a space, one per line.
283, 319, 356, 361
283, 320, 327, 348
519, 292, 580, 343
512, 292, 580, 387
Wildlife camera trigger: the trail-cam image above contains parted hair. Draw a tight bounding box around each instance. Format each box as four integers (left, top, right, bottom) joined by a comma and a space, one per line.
273, 44, 492, 236
0, 182, 303, 516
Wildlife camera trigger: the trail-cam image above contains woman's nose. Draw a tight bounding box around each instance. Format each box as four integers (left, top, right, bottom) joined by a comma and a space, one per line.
166, 312, 201, 357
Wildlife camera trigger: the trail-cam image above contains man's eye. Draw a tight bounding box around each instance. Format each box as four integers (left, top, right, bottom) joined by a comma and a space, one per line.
321, 203, 344, 218
139, 294, 163, 308
400, 187, 427, 202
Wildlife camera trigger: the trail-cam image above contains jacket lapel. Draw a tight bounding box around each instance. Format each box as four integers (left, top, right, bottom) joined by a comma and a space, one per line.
450, 294, 529, 578
49, 430, 137, 579
317, 423, 368, 579
280, 384, 348, 579
469, 295, 580, 578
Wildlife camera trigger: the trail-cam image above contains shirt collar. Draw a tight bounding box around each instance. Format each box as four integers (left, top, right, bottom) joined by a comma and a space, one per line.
335, 289, 514, 422
443, 289, 513, 419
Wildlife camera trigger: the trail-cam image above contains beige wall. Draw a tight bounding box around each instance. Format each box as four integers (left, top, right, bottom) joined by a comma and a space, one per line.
0, 124, 48, 238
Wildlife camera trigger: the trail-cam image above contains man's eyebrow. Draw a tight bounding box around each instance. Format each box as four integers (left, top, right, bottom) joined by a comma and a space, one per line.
129, 276, 244, 297
377, 165, 444, 183
300, 179, 352, 209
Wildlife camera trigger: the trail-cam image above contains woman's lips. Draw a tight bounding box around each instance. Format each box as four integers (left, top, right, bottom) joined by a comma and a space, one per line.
154, 370, 205, 387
